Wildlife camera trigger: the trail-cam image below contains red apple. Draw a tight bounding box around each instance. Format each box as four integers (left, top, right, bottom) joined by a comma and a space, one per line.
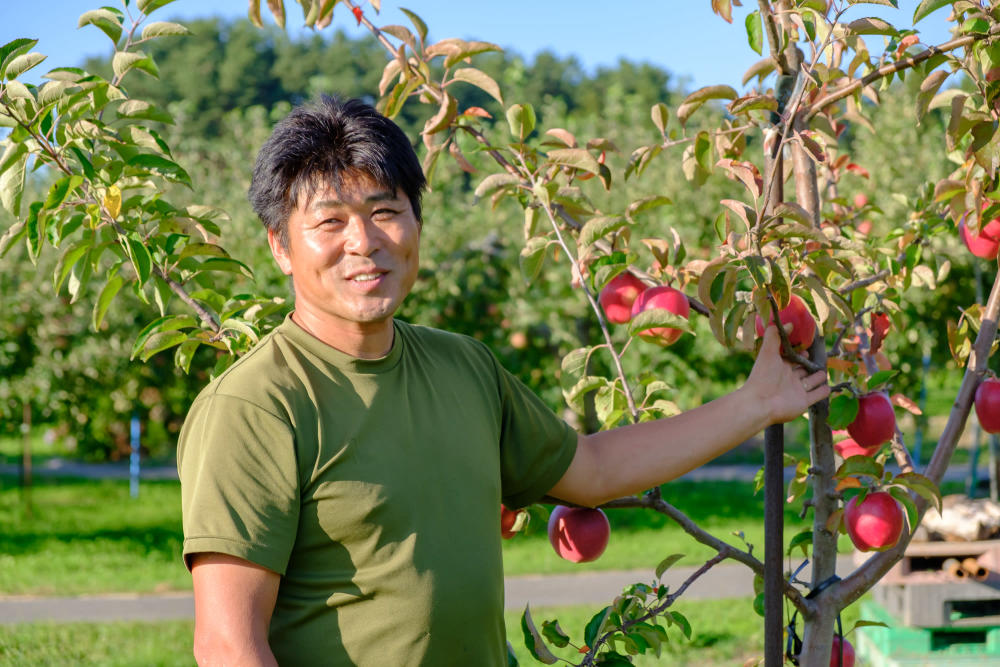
847, 392, 896, 449
599, 271, 648, 324
500, 504, 525, 540
845, 491, 904, 551
830, 636, 855, 667
547, 505, 610, 563
754, 294, 817, 351
975, 378, 1000, 434
856, 219, 873, 235
959, 213, 1000, 260
834, 437, 879, 459
629, 285, 690, 346
854, 193, 868, 209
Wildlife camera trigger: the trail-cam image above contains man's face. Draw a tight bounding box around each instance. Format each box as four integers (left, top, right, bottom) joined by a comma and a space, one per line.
269, 170, 420, 339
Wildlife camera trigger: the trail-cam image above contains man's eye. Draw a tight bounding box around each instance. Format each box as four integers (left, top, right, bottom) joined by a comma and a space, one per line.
372, 208, 397, 219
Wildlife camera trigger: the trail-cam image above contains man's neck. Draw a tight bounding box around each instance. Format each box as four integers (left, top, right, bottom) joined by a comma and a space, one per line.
290, 310, 395, 359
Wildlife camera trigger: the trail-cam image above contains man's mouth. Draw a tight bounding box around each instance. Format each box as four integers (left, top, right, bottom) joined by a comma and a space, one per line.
350, 272, 382, 282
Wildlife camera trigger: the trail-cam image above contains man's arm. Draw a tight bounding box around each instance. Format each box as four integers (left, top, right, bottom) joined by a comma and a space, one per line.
190, 553, 281, 667
548, 325, 830, 507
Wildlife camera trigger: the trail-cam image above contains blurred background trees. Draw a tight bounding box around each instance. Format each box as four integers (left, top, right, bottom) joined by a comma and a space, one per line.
0, 15, 959, 460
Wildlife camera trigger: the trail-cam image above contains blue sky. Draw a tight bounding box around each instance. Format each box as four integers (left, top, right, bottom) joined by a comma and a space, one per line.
3, 1, 955, 91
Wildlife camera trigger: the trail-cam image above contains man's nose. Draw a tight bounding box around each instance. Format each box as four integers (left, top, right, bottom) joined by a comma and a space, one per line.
343, 215, 378, 255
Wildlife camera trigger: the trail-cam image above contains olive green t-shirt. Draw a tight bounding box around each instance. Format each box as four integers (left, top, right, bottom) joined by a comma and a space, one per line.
177, 316, 578, 666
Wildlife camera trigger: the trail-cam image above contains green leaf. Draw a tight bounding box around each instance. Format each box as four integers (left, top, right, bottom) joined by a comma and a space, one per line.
682, 84, 739, 105
130, 314, 197, 360
541, 620, 570, 648
128, 153, 190, 185
867, 369, 899, 390
627, 195, 672, 219
0, 38, 38, 77
138, 0, 180, 13
179, 242, 229, 261
847, 17, 898, 36
846, 0, 898, 7
43, 175, 83, 210
112, 51, 159, 79
506, 103, 536, 140
745, 10, 763, 55
520, 606, 558, 664
4, 52, 46, 79
787, 529, 813, 557
0, 220, 26, 257
0, 152, 27, 217
579, 215, 626, 249
669, 611, 692, 640
139, 330, 189, 362
893, 472, 942, 513
122, 237, 152, 287
174, 339, 200, 374
77, 8, 123, 45
655, 553, 684, 579
450, 67, 503, 106
474, 173, 520, 199
584, 606, 612, 649
827, 393, 859, 430
53, 240, 91, 293
399, 7, 429, 44
518, 237, 548, 284
963, 17, 991, 34
753, 592, 765, 617
651, 103, 669, 135
836, 455, 884, 480
117, 99, 174, 124
627, 308, 694, 338
93, 273, 125, 330
140, 21, 190, 39
219, 318, 260, 345
913, 0, 952, 23
888, 485, 918, 532
198, 257, 254, 279
547, 147, 600, 175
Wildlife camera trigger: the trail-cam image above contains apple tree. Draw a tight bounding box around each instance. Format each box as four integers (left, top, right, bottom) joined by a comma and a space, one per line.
3, 0, 1000, 665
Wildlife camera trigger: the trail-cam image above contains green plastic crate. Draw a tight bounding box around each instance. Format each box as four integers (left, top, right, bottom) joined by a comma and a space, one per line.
856, 600, 1000, 666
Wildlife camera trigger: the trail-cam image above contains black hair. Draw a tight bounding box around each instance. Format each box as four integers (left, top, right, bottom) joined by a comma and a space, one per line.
248, 95, 426, 248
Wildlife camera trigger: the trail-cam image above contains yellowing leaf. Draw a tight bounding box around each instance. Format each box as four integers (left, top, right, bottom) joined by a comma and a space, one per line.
104, 186, 122, 219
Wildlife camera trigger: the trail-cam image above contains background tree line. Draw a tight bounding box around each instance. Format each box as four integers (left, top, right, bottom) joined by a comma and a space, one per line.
0, 15, 965, 460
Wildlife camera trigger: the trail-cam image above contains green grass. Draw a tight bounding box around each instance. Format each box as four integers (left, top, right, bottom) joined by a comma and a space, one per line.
0, 620, 195, 666
0, 595, 871, 666
3, 474, 839, 593
0, 473, 967, 595
0, 477, 188, 596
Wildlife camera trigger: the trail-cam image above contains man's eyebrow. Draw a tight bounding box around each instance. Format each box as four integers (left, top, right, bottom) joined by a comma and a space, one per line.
310, 191, 399, 210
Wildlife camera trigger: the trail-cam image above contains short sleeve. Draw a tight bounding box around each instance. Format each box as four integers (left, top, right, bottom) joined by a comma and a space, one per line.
177, 393, 300, 575
492, 357, 578, 509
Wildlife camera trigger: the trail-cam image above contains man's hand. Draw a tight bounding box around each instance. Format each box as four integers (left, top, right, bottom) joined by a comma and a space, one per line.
745, 324, 830, 425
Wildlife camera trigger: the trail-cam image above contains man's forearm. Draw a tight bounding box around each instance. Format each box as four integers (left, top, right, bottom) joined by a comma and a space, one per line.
554, 385, 771, 506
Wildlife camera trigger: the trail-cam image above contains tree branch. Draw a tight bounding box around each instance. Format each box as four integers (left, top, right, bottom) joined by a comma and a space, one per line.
807, 26, 1000, 121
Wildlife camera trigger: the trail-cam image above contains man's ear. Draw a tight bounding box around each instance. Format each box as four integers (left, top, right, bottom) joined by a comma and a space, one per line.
268, 227, 293, 276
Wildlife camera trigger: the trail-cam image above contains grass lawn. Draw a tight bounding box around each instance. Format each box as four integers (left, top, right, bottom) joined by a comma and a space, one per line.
0, 619, 195, 666
0, 594, 870, 666
1, 474, 849, 594
0, 477, 189, 596
0, 472, 968, 594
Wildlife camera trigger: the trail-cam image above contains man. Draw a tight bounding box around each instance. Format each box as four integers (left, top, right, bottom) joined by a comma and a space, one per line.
178, 96, 829, 666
